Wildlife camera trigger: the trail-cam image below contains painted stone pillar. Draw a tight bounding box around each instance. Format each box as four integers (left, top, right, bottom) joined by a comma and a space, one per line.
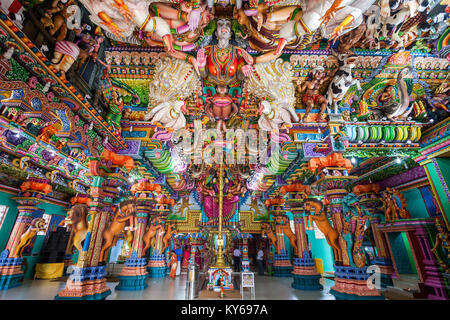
147, 215, 167, 278
423, 159, 450, 230
0, 197, 44, 289
116, 200, 150, 291
56, 162, 128, 299
284, 186, 322, 290
371, 218, 395, 288
241, 235, 250, 272
358, 187, 394, 288
291, 209, 322, 290
314, 173, 383, 299
413, 226, 449, 299
272, 211, 293, 277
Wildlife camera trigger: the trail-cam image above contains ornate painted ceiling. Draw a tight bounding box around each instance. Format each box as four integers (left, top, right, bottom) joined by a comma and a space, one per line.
0, 0, 448, 210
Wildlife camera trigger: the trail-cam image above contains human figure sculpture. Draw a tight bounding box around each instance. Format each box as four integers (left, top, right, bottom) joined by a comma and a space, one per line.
143, 2, 214, 52
99, 200, 136, 263
275, 0, 375, 55
342, 221, 355, 267
431, 218, 450, 273
13, 218, 47, 258
352, 211, 369, 268
233, 5, 303, 62
370, 67, 413, 121
304, 198, 342, 264
142, 217, 164, 255
205, 85, 238, 132
79, 0, 202, 72
168, 251, 178, 278
40, 0, 74, 41
144, 100, 186, 131
59, 204, 88, 254
298, 66, 336, 122
430, 82, 449, 114
105, 91, 124, 131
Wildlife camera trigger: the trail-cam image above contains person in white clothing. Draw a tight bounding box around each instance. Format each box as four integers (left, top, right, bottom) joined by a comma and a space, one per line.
233, 247, 242, 272
257, 248, 265, 275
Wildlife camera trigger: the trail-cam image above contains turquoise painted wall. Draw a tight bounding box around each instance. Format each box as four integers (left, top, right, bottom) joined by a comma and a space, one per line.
426, 162, 450, 226
387, 232, 416, 275
23, 202, 67, 279
436, 158, 450, 187
401, 232, 417, 275
307, 229, 335, 273
0, 192, 19, 252
282, 211, 335, 273
402, 188, 429, 219
0, 191, 68, 279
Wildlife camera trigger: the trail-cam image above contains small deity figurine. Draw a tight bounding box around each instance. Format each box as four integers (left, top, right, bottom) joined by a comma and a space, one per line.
297, 66, 336, 122
342, 221, 355, 267
205, 85, 239, 132
431, 218, 450, 273
430, 82, 449, 113
378, 85, 397, 106
105, 91, 124, 131
380, 191, 399, 224
40, 0, 77, 41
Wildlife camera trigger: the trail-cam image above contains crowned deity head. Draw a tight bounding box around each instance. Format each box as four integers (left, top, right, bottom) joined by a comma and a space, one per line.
216, 19, 232, 46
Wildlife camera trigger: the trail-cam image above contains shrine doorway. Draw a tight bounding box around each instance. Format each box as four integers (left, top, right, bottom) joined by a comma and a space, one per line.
247, 235, 270, 273
386, 231, 420, 291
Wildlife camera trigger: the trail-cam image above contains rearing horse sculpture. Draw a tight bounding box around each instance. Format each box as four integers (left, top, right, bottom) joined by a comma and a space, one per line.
261, 223, 278, 254
304, 198, 342, 263
59, 204, 89, 254
276, 215, 298, 256
142, 217, 164, 256
99, 200, 137, 263
161, 223, 177, 253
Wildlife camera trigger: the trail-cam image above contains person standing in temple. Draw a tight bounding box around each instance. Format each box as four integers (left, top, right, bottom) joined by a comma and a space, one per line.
181, 245, 190, 272
233, 246, 242, 272
168, 251, 178, 279
173, 244, 183, 276
195, 247, 202, 269
257, 247, 265, 276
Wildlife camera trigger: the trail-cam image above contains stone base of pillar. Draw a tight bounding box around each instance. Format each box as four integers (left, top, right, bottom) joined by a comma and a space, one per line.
116, 269, 148, 291
423, 265, 449, 300
330, 266, 384, 300
147, 254, 166, 278
63, 255, 73, 276
291, 257, 323, 290
0, 253, 24, 290
292, 273, 323, 290
116, 254, 148, 291
273, 254, 293, 277
373, 258, 394, 288
55, 266, 111, 300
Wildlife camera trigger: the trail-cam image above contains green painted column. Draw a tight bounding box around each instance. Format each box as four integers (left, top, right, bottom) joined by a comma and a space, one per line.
423, 159, 450, 229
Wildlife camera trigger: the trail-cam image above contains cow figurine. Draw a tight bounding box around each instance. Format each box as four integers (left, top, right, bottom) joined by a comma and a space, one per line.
326, 50, 362, 114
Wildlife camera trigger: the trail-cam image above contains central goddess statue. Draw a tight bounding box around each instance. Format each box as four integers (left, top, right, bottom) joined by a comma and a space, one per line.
196, 18, 254, 131
196, 18, 254, 87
